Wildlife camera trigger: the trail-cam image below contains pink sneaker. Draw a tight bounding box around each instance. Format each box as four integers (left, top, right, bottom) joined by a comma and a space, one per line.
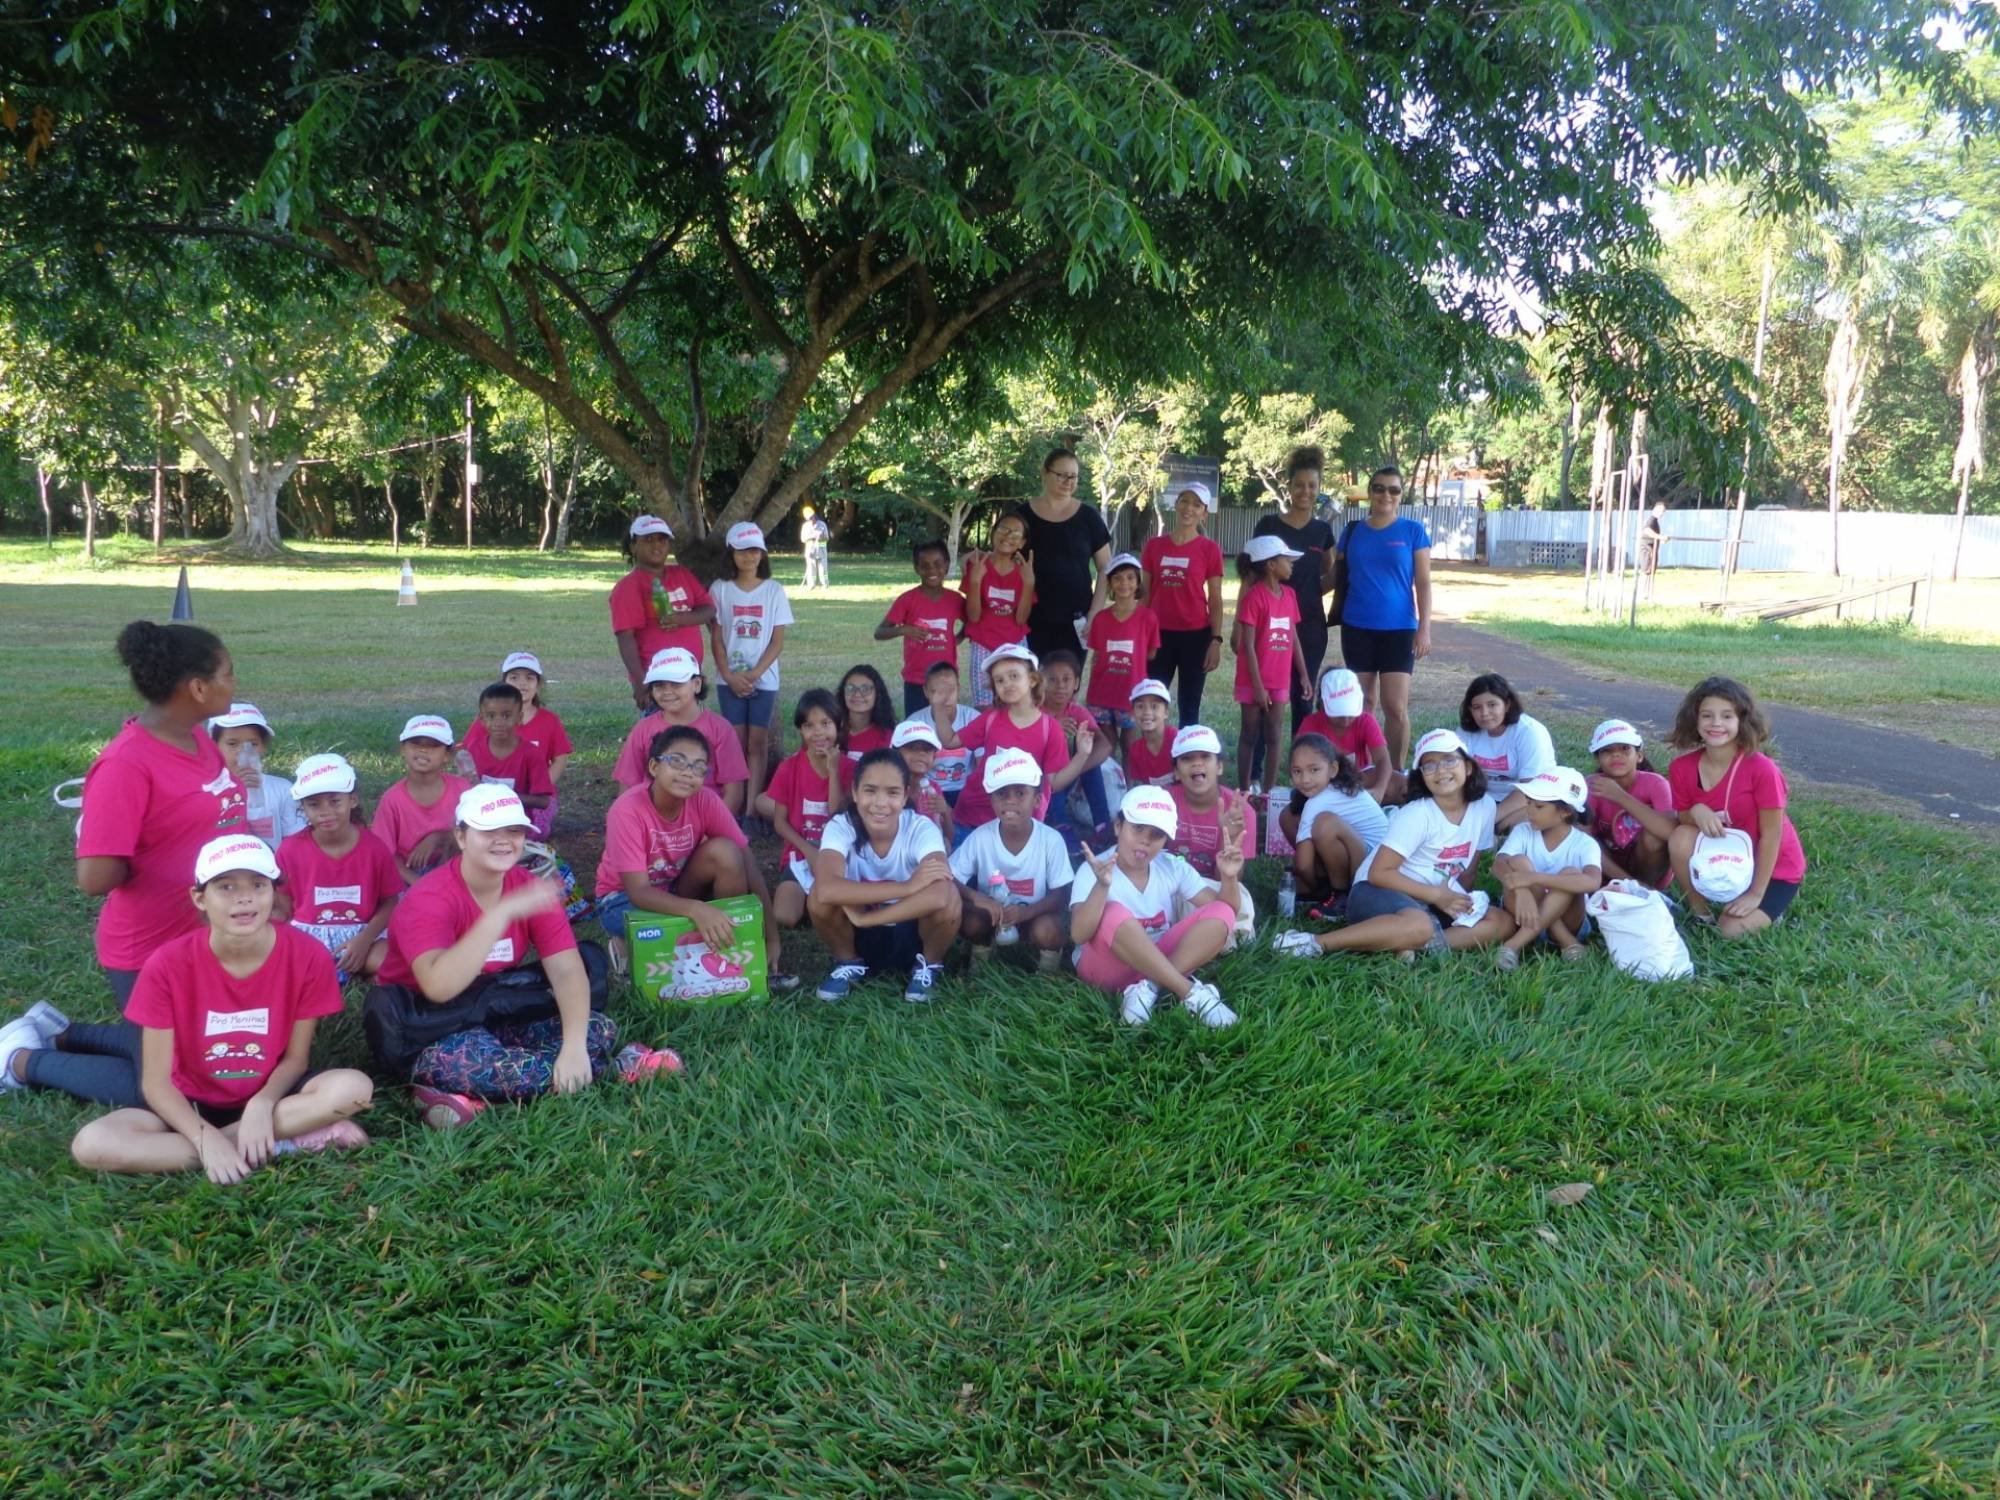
615, 1044, 684, 1083
275, 1120, 370, 1155
411, 1085, 488, 1130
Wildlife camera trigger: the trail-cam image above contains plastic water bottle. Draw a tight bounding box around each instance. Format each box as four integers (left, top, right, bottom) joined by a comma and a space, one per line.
238, 741, 268, 829
989, 871, 1019, 945
652, 575, 674, 626
452, 748, 478, 779
1277, 870, 1297, 918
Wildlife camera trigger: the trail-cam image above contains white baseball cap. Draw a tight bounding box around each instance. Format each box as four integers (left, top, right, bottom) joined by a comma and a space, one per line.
982, 746, 1044, 792
292, 753, 358, 799
629, 514, 672, 539
1173, 481, 1216, 512
399, 713, 454, 744
643, 647, 702, 684
891, 719, 942, 751
1319, 667, 1363, 717
1119, 785, 1178, 838
1106, 551, 1142, 577
1589, 718, 1645, 753
208, 703, 273, 735
725, 521, 767, 552
456, 784, 535, 832
1518, 767, 1589, 812
983, 643, 1039, 674
1171, 725, 1222, 758
194, 833, 281, 885
1244, 535, 1303, 564
1689, 828, 1756, 902
1411, 728, 1470, 764
1129, 677, 1171, 706
500, 651, 543, 677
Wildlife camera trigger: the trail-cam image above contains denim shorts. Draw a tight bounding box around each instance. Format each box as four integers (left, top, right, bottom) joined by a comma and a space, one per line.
717, 687, 778, 729
1346, 880, 1450, 951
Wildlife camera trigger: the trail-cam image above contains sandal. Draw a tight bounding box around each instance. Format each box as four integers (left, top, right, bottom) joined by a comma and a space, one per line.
1494, 946, 1520, 971
1560, 944, 1588, 963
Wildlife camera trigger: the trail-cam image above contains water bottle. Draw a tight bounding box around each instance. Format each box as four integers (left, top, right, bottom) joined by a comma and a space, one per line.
238, 741, 269, 830
651, 575, 674, 626
1277, 870, 1297, 918
452, 748, 478, 779
989, 871, 1019, 945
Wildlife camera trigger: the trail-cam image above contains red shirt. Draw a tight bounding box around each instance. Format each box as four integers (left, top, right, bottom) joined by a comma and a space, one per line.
1086, 604, 1161, 711
1126, 729, 1177, 788
1141, 533, 1225, 633
841, 723, 892, 767
277, 827, 403, 925
612, 709, 749, 792
952, 708, 1070, 827
884, 585, 966, 684
1167, 786, 1262, 878
1297, 710, 1389, 776
609, 564, 714, 667
467, 735, 554, 799
377, 858, 578, 988
78, 719, 248, 970
595, 784, 746, 898
1587, 769, 1675, 886
965, 560, 1031, 649
1233, 582, 1300, 703
466, 706, 572, 769
767, 749, 837, 872
1667, 749, 1807, 884
125, 925, 343, 1108
369, 775, 474, 866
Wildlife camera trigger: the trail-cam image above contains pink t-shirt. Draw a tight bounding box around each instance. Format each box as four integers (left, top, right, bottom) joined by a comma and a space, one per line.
125, 924, 343, 1108
369, 775, 474, 866
468, 735, 554, 799
612, 710, 749, 792
78, 719, 249, 970
1667, 750, 1807, 884
1298, 711, 1389, 777
884, 585, 966, 684
1086, 605, 1162, 711
376, 858, 578, 989
1142, 533, 1225, 633
595, 784, 746, 898
952, 708, 1071, 827
767, 749, 836, 872
965, 560, 1031, 650
277, 828, 404, 925
1126, 729, 1177, 788
840, 723, 892, 768
1587, 770, 1675, 864
1233, 582, 1300, 704
1167, 785, 1262, 878
465, 706, 573, 768
609, 564, 713, 666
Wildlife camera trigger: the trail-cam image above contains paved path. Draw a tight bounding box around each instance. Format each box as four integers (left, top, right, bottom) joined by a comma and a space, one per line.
1427, 621, 2000, 828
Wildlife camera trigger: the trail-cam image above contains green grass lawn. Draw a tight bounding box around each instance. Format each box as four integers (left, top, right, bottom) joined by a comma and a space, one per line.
4, 538, 1999, 1493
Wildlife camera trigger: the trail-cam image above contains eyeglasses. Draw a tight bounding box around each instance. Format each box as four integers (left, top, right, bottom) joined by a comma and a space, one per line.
658, 753, 709, 775
1369, 483, 1403, 496
843, 682, 874, 697
1047, 468, 1080, 481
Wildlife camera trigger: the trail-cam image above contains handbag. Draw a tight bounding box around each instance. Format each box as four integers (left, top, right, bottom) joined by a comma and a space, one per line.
363, 940, 610, 1078
1328, 520, 1359, 628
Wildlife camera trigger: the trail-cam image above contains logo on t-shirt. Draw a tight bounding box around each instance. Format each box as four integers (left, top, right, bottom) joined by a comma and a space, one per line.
1004, 876, 1036, 897
919, 616, 951, 645
988, 586, 1016, 608
206, 1006, 270, 1037
1106, 637, 1136, 675
1139, 909, 1169, 934
314, 884, 363, 907
484, 937, 516, 966
1436, 840, 1474, 880
1158, 556, 1190, 588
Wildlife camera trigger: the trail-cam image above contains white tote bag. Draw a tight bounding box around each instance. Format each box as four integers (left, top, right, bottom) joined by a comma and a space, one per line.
1585, 880, 1693, 981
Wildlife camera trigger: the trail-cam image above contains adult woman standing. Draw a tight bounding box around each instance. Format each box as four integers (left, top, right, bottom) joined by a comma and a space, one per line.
76, 621, 247, 1002
1333, 465, 1433, 769
1252, 446, 1339, 738
1139, 482, 1226, 729
609, 514, 716, 711
1013, 448, 1112, 663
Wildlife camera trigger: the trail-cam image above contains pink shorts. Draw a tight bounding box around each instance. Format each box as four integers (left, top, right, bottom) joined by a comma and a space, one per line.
1075, 899, 1236, 993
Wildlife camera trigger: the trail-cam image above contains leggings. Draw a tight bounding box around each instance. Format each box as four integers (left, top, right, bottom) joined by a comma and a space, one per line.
22, 1020, 147, 1108
1075, 900, 1237, 993
1148, 629, 1210, 729
411, 1012, 620, 1102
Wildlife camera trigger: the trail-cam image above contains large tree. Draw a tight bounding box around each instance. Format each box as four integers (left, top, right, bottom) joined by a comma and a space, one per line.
4, 1, 1987, 548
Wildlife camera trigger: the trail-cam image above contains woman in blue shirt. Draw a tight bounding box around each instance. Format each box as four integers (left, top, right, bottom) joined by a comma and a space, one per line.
1334, 465, 1433, 770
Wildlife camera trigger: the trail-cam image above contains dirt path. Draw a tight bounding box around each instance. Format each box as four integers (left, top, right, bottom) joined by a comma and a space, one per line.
1426, 620, 2000, 828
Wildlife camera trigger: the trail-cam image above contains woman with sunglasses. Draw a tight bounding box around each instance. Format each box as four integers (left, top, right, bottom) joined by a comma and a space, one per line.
1334, 465, 1433, 769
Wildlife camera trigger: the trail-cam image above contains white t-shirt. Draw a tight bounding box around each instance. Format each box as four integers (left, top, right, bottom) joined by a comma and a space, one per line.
819, 808, 945, 884
1068, 850, 1213, 953
1461, 715, 1556, 795
248, 773, 308, 849
1298, 785, 1389, 852
901, 705, 981, 794
1357, 795, 1497, 888
1499, 821, 1602, 876
949, 820, 1074, 904
711, 579, 795, 691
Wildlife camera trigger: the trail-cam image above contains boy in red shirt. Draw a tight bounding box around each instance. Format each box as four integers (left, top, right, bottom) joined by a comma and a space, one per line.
876, 539, 966, 716
609, 514, 716, 710
466, 682, 556, 835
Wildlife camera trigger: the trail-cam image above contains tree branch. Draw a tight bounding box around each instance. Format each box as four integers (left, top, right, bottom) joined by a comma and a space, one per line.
712, 206, 798, 357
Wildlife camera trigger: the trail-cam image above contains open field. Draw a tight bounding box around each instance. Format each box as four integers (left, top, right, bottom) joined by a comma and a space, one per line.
3, 538, 1998, 1492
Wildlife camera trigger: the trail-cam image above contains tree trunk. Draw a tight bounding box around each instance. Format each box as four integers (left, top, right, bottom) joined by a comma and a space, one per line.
36, 465, 52, 543
82, 480, 97, 559
537, 402, 558, 551
174, 390, 297, 558
1948, 319, 1994, 582
553, 433, 582, 551
1556, 390, 1580, 508
1822, 301, 1869, 579
152, 399, 167, 548
417, 451, 442, 548
177, 464, 192, 539
1722, 243, 1777, 598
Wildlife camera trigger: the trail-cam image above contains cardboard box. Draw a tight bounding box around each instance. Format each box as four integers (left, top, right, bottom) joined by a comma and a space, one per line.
628, 894, 768, 1004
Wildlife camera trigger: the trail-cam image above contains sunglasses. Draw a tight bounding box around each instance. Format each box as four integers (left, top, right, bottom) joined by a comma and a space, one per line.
1369, 483, 1403, 495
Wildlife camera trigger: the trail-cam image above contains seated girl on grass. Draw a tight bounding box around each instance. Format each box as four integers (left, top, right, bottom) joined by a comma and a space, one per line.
610, 648, 750, 814
1583, 718, 1675, 888
371, 714, 475, 885
1491, 768, 1603, 970
760, 689, 844, 934
1279, 732, 1388, 921
277, 753, 402, 982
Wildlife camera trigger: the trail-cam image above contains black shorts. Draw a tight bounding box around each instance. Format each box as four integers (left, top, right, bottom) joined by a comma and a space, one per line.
1340, 624, 1417, 676
1758, 879, 1800, 923
854, 919, 923, 974
192, 1070, 317, 1127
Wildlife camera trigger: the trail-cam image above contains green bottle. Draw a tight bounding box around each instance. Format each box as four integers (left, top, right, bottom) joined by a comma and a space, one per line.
651, 575, 672, 627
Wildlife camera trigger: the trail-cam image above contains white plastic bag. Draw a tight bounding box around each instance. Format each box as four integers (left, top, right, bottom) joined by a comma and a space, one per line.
1586, 880, 1693, 981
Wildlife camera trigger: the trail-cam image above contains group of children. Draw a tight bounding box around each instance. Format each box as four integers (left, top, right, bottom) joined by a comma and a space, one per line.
2, 519, 1810, 1182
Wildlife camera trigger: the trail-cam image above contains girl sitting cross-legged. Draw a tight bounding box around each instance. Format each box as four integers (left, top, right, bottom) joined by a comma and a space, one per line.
1490, 768, 1604, 970
1279, 732, 1388, 920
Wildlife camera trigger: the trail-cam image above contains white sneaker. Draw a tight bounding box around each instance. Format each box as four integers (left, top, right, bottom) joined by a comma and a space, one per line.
608, 935, 631, 979
1183, 981, 1237, 1028
1119, 980, 1159, 1026
1271, 930, 1323, 959
993, 925, 1020, 947
0, 1014, 43, 1093
1036, 949, 1063, 974
25, 1001, 68, 1043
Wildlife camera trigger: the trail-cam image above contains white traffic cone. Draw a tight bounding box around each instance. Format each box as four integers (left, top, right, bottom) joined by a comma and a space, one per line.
397, 559, 417, 606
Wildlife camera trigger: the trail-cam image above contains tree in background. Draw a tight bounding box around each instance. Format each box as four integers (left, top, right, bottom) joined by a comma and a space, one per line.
1223, 395, 1350, 506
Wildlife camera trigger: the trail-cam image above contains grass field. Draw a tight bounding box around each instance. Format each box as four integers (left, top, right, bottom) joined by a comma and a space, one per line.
4, 537, 1999, 1493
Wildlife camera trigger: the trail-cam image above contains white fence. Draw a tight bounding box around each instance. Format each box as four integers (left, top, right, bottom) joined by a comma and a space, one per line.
1112, 504, 1483, 563
1485, 508, 2000, 579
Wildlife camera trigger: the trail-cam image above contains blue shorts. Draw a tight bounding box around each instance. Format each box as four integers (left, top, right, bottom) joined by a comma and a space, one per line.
1346, 880, 1450, 952
718, 688, 778, 729
596, 889, 637, 939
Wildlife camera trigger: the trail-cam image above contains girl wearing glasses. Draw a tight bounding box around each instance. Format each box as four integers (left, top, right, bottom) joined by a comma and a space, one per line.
1334, 464, 1434, 769
1011, 447, 1113, 664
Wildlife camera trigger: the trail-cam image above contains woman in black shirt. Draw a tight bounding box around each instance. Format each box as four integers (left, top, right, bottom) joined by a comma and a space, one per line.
1251, 445, 1338, 738
1012, 447, 1113, 662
